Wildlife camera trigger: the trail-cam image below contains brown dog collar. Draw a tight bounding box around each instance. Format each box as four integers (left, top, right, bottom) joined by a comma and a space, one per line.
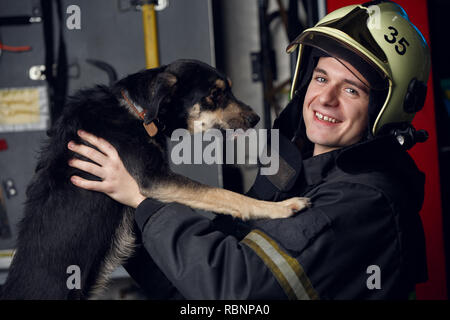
121, 90, 158, 137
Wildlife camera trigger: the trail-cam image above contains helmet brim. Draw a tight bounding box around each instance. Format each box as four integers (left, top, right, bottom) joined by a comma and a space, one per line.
288, 31, 388, 91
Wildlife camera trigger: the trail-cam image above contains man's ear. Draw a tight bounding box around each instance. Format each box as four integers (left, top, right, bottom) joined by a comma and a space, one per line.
144, 72, 178, 124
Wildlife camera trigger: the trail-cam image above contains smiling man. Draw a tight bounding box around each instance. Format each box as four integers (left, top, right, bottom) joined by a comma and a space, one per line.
67, 1, 431, 299
303, 57, 371, 156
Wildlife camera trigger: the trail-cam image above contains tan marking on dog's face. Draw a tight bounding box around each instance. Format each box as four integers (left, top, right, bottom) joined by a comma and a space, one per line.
187, 103, 226, 133
223, 102, 241, 113
189, 103, 201, 119
186, 77, 259, 133
215, 79, 226, 90
203, 80, 226, 105
187, 99, 258, 133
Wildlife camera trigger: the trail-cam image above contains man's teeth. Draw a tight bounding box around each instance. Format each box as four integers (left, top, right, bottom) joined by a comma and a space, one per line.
315, 111, 338, 123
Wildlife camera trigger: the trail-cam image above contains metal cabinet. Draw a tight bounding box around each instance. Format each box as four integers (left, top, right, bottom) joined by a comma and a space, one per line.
0, 0, 218, 287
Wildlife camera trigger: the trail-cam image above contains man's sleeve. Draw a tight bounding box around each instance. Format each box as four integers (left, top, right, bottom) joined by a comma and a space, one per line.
123, 224, 184, 299
252, 181, 406, 299
134, 198, 319, 300
135, 179, 405, 300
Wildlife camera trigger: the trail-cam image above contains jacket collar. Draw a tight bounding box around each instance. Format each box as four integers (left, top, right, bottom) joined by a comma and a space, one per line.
251, 132, 421, 201
301, 135, 413, 186
302, 148, 342, 186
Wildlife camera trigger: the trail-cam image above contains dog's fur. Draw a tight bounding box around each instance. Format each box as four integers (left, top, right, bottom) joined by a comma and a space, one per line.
0, 60, 308, 299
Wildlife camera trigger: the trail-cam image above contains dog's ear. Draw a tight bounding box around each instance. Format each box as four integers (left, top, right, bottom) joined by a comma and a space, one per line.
144, 72, 178, 124
116, 68, 177, 123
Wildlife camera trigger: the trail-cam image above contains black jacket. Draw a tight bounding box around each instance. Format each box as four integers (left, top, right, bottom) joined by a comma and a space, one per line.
125, 129, 428, 300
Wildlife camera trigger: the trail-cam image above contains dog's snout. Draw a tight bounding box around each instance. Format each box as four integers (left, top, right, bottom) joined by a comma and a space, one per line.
247, 113, 260, 127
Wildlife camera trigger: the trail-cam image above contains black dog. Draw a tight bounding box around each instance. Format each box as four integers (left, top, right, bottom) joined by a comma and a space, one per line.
1, 59, 308, 299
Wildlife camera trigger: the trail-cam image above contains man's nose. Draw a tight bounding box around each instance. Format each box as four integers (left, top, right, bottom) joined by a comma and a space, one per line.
319, 85, 339, 107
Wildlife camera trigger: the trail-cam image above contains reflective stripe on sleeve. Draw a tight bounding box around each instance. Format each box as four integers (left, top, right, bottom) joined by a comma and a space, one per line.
241, 229, 319, 300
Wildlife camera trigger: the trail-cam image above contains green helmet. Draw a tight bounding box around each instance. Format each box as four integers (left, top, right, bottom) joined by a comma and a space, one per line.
286, 1, 431, 137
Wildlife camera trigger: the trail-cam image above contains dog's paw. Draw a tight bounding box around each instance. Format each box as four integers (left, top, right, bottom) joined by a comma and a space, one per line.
246, 197, 311, 220
282, 197, 311, 212
274, 197, 311, 218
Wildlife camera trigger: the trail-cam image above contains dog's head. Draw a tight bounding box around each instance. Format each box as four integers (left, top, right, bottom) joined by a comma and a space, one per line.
116, 59, 260, 136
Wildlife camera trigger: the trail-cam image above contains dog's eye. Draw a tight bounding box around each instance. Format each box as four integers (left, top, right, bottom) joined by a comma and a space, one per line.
203, 88, 225, 107
203, 97, 211, 105
211, 88, 221, 99
204, 89, 221, 105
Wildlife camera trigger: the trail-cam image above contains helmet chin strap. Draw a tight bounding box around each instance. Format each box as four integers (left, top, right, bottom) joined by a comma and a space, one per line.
366, 87, 389, 139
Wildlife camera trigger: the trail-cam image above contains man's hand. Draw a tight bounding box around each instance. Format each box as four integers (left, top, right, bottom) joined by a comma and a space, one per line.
68, 130, 146, 208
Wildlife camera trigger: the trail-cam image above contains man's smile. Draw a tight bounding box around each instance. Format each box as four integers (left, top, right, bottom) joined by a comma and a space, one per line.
313, 110, 342, 124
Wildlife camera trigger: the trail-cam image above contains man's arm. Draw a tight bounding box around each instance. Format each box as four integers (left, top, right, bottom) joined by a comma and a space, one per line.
135, 198, 319, 300
123, 226, 184, 299
134, 179, 417, 300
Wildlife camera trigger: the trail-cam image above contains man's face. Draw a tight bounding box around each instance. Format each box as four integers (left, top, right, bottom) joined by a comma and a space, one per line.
302, 57, 370, 156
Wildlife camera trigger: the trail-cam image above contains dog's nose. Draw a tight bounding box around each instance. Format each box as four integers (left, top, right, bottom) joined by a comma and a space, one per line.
247, 113, 260, 127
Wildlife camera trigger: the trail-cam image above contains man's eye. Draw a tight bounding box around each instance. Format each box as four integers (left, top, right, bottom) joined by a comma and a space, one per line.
345, 88, 358, 95
315, 76, 326, 83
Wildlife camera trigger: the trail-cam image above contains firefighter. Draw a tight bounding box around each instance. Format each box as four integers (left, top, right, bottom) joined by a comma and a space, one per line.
68, 1, 430, 299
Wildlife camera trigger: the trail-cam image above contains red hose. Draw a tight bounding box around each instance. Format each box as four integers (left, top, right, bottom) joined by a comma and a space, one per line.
0, 41, 31, 52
